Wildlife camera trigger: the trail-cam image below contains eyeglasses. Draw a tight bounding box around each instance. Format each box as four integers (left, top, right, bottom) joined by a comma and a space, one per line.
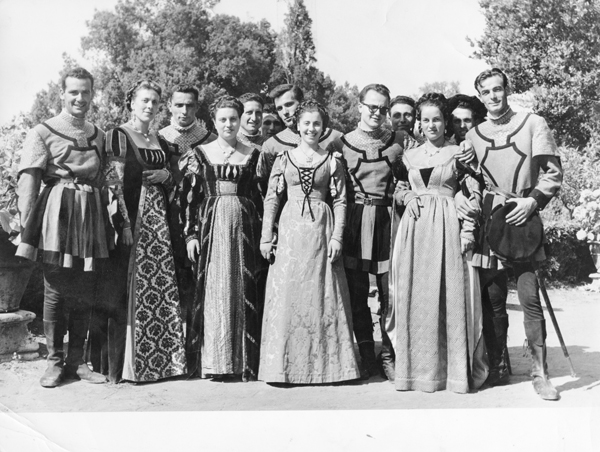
361, 102, 389, 116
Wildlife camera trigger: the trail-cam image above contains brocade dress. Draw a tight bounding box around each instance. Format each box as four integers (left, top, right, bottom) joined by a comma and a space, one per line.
183, 146, 263, 381
101, 124, 187, 383
258, 150, 361, 384
388, 145, 487, 393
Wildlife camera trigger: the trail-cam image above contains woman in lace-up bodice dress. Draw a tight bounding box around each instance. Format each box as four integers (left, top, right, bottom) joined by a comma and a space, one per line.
259, 101, 361, 384
183, 96, 264, 381
388, 93, 488, 393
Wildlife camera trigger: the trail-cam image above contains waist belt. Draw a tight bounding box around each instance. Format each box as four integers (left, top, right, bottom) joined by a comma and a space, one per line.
352, 197, 392, 207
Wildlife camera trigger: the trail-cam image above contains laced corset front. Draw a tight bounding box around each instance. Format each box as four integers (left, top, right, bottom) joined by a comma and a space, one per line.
287, 154, 332, 221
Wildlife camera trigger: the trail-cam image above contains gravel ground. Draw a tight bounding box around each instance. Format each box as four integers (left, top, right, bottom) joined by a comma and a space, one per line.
0, 286, 598, 451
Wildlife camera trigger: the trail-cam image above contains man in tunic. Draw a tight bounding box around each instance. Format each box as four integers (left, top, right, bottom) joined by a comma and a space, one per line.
261, 84, 343, 173
16, 67, 108, 387
328, 84, 413, 380
463, 68, 563, 400
158, 85, 216, 336
237, 93, 266, 148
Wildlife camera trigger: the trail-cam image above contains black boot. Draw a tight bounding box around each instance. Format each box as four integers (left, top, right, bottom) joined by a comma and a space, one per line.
485, 315, 510, 387
525, 319, 559, 401
64, 309, 107, 384
378, 324, 395, 382
107, 316, 126, 384
358, 341, 379, 379
40, 320, 65, 388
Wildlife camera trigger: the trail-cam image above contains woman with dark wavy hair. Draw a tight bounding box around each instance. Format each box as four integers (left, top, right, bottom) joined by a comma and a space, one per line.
183, 95, 263, 382
258, 101, 360, 384
94, 79, 187, 383
387, 93, 487, 393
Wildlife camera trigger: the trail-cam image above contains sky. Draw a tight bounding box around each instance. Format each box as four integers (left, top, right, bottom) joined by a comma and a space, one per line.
0, 0, 489, 125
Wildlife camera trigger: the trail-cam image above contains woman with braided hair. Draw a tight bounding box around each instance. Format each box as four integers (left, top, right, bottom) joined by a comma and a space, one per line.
258, 101, 360, 384
91, 79, 187, 383
387, 92, 488, 393
183, 95, 264, 381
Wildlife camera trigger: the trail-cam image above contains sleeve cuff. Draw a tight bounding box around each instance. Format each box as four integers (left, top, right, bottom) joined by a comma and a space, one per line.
528, 189, 550, 210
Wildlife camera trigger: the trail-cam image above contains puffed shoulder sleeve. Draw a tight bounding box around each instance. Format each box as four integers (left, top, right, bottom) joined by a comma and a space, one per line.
19, 127, 49, 173
103, 128, 128, 187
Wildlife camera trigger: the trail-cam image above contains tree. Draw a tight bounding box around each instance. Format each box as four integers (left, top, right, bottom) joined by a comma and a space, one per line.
470, 0, 600, 147
416, 81, 460, 98
270, 0, 317, 88
21, 0, 358, 133
326, 82, 360, 134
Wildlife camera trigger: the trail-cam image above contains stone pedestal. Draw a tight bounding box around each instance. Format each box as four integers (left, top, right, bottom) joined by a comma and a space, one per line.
0, 310, 39, 362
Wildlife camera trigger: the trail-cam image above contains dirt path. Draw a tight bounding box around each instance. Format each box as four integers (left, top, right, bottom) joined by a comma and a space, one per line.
0, 286, 598, 451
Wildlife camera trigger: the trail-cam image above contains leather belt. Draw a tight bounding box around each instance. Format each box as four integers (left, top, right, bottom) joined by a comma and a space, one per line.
352, 197, 392, 207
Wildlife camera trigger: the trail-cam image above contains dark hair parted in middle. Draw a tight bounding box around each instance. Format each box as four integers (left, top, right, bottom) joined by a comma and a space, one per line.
447, 94, 487, 124
269, 84, 304, 103
210, 95, 244, 118
125, 80, 163, 111
359, 84, 391, 103
415, 92, 450, 122
295, 100, 330, 131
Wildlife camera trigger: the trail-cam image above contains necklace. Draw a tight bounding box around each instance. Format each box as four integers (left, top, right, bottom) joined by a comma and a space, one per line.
300, 147, 316, 165
218, 140, 238, 164
129, 120, 151, 142
424, 142, 443, 158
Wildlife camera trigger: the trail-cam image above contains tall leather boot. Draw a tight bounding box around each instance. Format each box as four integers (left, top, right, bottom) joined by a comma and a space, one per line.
485, 315, 510, 387
358, 341, 379, 379
40, 320, 65, 388
64, 308, 107, 384
525, 319, 559, 401
107, 316, 126, 384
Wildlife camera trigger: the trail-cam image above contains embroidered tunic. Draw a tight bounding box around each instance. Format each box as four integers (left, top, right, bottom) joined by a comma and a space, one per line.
466, 110, 563, 268
328, 127, 412, 274
16, 110, 109, 271
237, 131, 266, 149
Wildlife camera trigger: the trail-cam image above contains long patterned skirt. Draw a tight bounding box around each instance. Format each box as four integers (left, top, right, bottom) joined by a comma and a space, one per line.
122, 184, 187, 382
258, 197, 360, 384
187, 195, 262, 381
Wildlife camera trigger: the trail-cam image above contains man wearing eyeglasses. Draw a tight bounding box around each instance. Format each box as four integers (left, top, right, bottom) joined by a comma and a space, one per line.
261, 84, 343, 174
328, 83, 414, 381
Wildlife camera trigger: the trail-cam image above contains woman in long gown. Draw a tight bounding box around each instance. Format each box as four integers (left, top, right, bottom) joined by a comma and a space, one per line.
184, 96, 263, 381
258, 101, 361, 384
95, 80, 187, 383
388, 93, 488, 393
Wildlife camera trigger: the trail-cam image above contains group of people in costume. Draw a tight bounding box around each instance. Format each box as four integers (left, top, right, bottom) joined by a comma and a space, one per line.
15, 65, 563, 401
